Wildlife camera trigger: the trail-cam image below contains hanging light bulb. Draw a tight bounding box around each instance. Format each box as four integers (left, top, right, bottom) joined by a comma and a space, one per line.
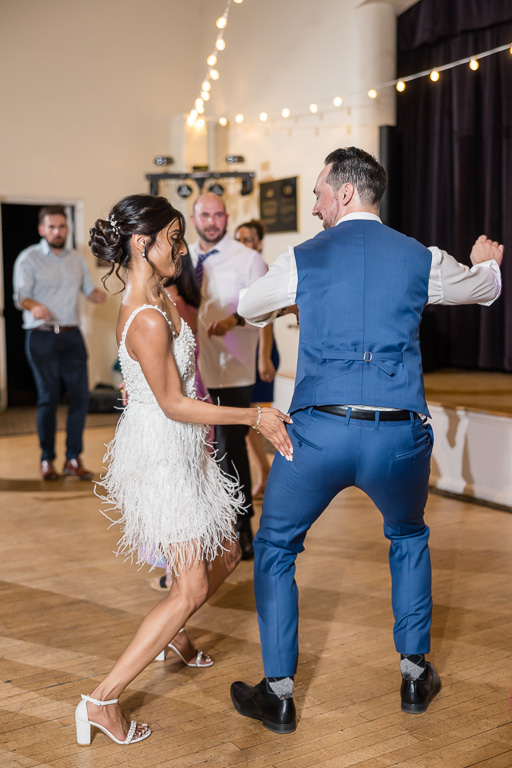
233, 0, 244, 3
281, 107, 291, 118
469, 59, 479, 70
195, 98, 204, 110
202, 80, 211, 92
216, 16, 227, 29
215, 38, 226, 51
196, 118, 205, 129
396, 81, 406, 92
209, 69, 220, 80
207, 54, 217, 66
368, 89, 378, 99
333, 96, 343, 107
201, 91, 210, 101
309, 103, 318, 113
187, 109, 198, 127
196, 103, 205, 114
219, 116, 228, 126
430, 70, 440, 81
259, 112, 268, 122
235, 113, 244, 123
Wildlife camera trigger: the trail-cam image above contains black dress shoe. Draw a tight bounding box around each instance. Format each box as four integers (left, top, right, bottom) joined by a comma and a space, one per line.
401, 661, 441, 714
231, 678, 296, 734
238, 529, 254, 560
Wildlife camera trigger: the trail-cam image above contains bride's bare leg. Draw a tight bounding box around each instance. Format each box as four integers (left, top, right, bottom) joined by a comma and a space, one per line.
168, 535, 242, 663
206, 534, 242, 599
85, 558, 210, 741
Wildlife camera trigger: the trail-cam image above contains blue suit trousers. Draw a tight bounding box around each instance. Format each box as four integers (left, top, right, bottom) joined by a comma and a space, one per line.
254, 406, 433, 677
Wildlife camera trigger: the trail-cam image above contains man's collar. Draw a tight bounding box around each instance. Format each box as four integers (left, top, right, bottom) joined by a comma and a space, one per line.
197, 231, 231, 255
40, 238, 67, 257
335, 212, 382, 226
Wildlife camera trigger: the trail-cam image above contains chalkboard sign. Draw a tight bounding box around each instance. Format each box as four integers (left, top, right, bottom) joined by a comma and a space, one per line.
259, 177, 298, 233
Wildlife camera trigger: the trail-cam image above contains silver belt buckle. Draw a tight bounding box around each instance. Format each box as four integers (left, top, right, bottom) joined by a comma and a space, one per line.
54, 324, 60, 334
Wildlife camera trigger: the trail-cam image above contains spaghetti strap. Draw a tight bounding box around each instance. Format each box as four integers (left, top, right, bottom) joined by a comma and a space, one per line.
120, 304, 170, 350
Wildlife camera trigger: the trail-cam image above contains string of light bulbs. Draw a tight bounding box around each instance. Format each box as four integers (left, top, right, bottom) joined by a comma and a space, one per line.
187, 40, 512, 128
187, 0, 244, 129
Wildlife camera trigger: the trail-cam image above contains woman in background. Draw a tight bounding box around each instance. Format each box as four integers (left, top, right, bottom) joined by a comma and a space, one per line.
235, 220, 280, 499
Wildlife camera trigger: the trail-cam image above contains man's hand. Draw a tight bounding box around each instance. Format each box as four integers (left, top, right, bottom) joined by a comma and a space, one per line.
470, 235, 504, 267
278, 304, 299, 320
88, 288, 107, 304
30, 303, 53, 321
258, 356, 276, 383
207, 314, 238, 337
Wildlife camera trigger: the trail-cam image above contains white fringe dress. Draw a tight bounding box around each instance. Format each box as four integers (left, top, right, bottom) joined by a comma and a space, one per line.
97, 304, 244, 575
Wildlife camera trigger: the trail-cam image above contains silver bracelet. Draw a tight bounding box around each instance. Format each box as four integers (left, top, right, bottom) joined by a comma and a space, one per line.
252, 405, 262, 432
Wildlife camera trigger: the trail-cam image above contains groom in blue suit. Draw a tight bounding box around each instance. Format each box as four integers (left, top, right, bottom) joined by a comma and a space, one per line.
231, 147, 504, 732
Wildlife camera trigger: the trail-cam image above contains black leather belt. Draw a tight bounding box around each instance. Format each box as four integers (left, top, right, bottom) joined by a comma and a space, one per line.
34, 324, 77, 334
314, 405, 419, 421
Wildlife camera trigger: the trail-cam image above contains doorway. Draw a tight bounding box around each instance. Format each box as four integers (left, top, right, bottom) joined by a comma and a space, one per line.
0, 202, 76, 408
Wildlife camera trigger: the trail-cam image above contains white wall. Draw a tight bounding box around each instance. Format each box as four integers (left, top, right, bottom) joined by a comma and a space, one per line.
1, 0, 410, 389
429, 406, 512, 509
0, 0, 210, 387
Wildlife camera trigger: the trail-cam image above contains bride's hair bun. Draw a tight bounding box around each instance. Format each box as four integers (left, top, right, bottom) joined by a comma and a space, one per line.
89, 194, 185, 290
89, 217, 126, 266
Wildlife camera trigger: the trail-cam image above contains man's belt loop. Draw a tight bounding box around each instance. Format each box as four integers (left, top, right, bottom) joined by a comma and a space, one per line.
345, 406, 352, 425
374, 410, 380, 430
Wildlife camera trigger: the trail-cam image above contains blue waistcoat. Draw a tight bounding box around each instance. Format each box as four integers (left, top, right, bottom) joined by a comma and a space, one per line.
289, 220, 432, 416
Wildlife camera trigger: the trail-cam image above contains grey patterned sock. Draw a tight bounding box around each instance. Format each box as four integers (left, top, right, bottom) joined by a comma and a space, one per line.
266, 676, 294, 699
400, 654, 426, 681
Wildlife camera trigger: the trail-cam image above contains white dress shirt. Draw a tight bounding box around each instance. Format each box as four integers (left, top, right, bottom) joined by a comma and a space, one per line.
238, 213, 502, 325
189, 232, 267, 389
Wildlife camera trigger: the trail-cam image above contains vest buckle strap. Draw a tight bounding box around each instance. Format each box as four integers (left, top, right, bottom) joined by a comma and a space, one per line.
320, 348, 404, 362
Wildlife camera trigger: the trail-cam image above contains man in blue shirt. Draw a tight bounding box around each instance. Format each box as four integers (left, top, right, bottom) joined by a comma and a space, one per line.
13, 205, 106, 480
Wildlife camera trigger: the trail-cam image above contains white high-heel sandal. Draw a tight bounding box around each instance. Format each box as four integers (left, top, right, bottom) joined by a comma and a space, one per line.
154, 628, 214, 667
75, 694, 151, 746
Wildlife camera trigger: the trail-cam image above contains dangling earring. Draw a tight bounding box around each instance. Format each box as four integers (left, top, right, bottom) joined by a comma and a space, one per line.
142, 244, 148, 260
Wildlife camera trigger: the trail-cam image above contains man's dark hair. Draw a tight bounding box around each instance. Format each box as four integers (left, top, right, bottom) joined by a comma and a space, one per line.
324, 147, 387, 207
38, 205, 67, 225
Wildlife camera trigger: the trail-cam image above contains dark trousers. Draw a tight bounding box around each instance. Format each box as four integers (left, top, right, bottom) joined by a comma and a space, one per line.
254, 406, 434, 677
25, 328, 89, 462
208, 385, 254, 532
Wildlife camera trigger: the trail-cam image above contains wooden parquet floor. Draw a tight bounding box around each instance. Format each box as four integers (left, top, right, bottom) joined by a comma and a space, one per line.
1, 426, 512, 767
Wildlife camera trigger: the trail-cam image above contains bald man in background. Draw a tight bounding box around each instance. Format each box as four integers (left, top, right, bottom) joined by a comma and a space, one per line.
189, 194, 267, 558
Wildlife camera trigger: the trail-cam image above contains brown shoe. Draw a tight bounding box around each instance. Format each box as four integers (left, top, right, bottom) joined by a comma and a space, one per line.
63, 458, 93, 480
41, 460, 59, 481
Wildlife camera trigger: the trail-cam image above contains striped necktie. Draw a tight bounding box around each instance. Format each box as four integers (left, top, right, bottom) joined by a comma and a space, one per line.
195, 248, 218, 287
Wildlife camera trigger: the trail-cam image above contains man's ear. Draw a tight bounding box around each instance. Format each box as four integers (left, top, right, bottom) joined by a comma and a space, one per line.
340, 183, 355, 207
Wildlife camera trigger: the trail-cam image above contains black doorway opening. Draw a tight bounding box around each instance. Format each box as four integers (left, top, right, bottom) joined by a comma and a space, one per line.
1, 202, 76, 406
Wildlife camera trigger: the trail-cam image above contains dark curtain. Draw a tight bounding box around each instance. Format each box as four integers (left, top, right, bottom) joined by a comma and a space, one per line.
395, 0, 512, 371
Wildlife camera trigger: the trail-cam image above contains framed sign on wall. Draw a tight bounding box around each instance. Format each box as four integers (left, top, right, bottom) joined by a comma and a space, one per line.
259, 177, 298, 233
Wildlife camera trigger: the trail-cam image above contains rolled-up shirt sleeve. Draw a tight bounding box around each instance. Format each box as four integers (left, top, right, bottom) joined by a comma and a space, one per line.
13, 254, 36, 309
238, 247, 298, 326
428, 246, 502, 306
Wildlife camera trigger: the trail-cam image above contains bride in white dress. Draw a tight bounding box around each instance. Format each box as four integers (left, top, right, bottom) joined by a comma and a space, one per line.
76, 194, 293, 746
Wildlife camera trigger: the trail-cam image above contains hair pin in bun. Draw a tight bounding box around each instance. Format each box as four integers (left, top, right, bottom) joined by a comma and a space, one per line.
109, 214, 120, 235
